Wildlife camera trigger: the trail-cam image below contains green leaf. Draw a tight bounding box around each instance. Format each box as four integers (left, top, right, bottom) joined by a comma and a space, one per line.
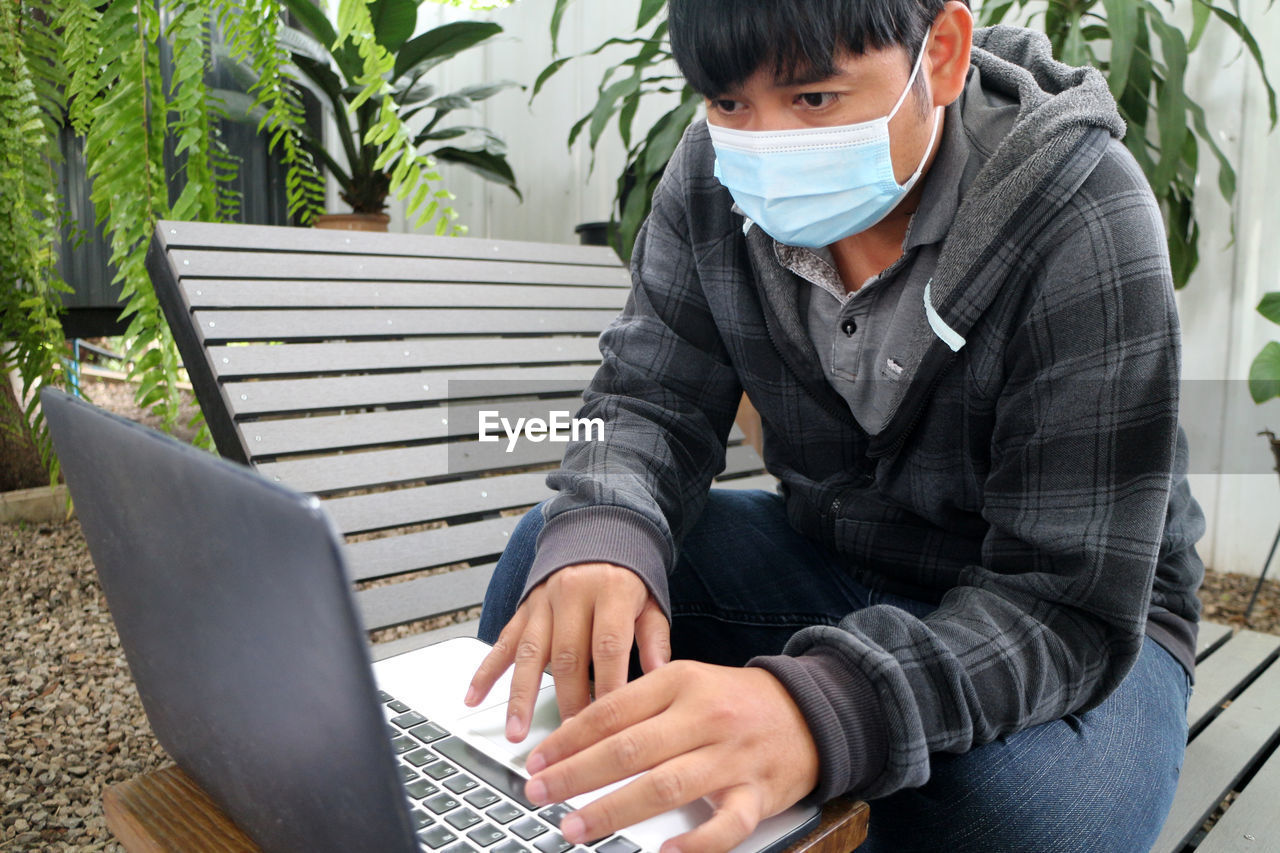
978, 0, 1017, 26
532, 56, 573, 102
431, 146, 521, 199
1205, 3, 1277, 127
637, 0, 665, 30
1259, 292, 1280, 325
1100, 0, 1138, 99
550, 0, 577, 56
1148, 15, 1189, 192
1250, 341, 1280, 403
394, 22, 502, 82
369, 0, 418, 53
1189, 0, 1211, 51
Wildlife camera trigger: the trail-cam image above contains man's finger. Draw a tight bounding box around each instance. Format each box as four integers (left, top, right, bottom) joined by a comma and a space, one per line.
661, 785, 761, 853
525, 714, 702, 806
553, 747, 722, 847
591, 594, 638, 698
466, 607, 529, 706
527, 663, 680, 772
635, 599, 671, 673
504, 604, 552, 742
548, 599, 593, 721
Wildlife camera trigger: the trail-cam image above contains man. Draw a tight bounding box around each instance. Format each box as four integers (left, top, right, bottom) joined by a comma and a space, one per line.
467, 2, 1205, 851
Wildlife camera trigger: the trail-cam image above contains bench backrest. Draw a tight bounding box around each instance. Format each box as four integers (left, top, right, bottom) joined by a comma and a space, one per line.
147, 220, 773, 657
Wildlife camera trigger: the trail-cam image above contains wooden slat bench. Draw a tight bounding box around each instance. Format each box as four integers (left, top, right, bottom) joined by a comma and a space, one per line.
146, 219, 775, 660
1156, 621, 1280, 852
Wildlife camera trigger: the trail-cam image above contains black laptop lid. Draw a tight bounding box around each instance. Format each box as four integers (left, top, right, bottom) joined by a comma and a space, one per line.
41, 388, 415, 853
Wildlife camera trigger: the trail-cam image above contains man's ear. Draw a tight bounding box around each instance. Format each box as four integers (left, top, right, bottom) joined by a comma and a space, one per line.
925, 1, 975, 109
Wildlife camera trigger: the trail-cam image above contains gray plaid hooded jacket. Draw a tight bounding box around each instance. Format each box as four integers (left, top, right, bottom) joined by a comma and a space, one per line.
522, 27, 1206, 801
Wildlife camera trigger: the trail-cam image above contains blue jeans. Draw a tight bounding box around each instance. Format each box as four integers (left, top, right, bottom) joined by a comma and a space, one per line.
479, 490, 1191, 853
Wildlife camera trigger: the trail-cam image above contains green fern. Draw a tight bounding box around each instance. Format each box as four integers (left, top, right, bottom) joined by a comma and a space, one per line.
214, 0, 326, 224
336, 0, 461, 233
0, 0, 71, 483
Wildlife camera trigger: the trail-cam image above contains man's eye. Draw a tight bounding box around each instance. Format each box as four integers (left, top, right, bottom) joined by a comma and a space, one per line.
798, 93, 837, 108
712, 99, 742, 114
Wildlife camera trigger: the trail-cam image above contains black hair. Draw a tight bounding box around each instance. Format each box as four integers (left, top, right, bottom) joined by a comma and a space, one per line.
669, 0, 968, 99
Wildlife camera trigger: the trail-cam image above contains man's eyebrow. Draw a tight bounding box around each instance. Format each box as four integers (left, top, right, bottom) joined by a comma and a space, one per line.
775, 67, 858, 88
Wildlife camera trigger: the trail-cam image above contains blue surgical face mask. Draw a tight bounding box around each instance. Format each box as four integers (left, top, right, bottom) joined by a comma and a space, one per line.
708, 33, 942, 248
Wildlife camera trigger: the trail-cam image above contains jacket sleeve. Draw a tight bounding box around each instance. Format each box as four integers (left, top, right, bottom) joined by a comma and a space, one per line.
753, 142, 1184, 800
520, 127, 745, 616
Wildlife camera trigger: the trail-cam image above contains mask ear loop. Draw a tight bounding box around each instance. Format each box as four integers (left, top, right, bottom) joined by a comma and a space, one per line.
891, 30, 943, 192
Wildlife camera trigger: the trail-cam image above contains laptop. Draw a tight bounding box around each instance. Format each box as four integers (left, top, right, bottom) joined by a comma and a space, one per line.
41, 388, 820, 853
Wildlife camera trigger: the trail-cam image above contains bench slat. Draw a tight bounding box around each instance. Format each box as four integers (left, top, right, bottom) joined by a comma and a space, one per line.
355, 564, 496, 633
263, 441, 765, 497
196, 309, 621, 342
1188, 630, 1280, 733
1197, 621, 1234, 661
242, 397, 590, 458
159, 219, 622, 267
369, 620, 480, 662
346, 518, 512, 582
222, 366, 599, 416
1150, 655, 1280, 853
172, 249, 632, 287
183, 280, 628, 309
1193, 739, 1280, 853
210, 337, 603, 379
324, 472, 550, 535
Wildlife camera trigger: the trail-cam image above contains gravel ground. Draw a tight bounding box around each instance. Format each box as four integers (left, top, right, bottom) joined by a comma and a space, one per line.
4, 376, 1279, 849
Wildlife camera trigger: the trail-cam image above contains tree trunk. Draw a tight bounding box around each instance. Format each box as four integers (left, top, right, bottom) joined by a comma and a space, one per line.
1, 373, 50, 491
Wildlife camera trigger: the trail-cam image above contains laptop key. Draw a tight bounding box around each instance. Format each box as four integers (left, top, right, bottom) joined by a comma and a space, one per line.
418, 824, 457, 849
389, 699, 411, 713
410, 721, 450, 743
445, 809, 483, 831
536, 804, 573, 829
378, 690, 394, 703
406, 748, 438, 767
467, 824, 507, 847
465, 788, 501, 809
510, 817, 548, 841
393, 711, 430, 728
424, 761, 459, 780
411, 809, 434, 829
592, 838, 640, 853
406, 778, 438, 799
425, 792, 461, 814
534, 833, 573, 853
486, 802, 523, 825
400, 765, 421, 783
392, 735, 419, 754
492, 842, 529, 853
445, 774, 479, 794
441, 844, 480, 853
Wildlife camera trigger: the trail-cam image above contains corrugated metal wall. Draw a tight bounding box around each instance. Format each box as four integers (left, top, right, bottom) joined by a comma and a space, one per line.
56, 7, 313, 335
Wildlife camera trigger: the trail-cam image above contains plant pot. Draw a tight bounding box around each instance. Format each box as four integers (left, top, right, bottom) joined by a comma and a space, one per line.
574, 221, 612, 247
313, 213, 390, 232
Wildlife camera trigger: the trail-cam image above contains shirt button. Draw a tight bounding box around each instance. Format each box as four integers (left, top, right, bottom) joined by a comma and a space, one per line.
841, 319, 857, 336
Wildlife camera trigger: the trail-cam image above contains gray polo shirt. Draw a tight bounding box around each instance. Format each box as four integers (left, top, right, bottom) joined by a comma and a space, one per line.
770, 66, 1019, 432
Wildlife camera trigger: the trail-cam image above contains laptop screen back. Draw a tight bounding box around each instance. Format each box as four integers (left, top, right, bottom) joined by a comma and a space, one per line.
42, 389, 416, 852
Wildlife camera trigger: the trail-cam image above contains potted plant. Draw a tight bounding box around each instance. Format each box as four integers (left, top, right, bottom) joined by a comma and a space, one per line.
539, 0, 1272, 282
221, 0, 522, 231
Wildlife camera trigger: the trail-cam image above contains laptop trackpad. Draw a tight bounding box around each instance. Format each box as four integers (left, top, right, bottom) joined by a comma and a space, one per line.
457, 688, 820, 852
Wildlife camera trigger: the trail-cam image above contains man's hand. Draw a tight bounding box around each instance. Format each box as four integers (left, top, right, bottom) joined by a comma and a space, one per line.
521, 661, 821, 853
465, 562, 671, 740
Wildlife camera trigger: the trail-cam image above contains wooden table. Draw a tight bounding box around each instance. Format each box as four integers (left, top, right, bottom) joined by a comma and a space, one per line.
104, 765, 869, 853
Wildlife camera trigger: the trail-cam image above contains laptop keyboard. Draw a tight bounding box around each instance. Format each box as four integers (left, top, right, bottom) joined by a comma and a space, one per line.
380, 691, 643, 853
